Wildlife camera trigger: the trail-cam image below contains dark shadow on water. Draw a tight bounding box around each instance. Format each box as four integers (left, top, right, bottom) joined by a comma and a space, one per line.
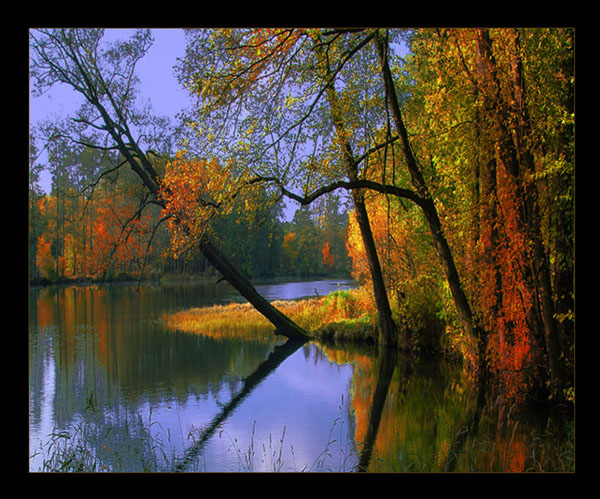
356, 347, 397, 472
174, 337, 307, 472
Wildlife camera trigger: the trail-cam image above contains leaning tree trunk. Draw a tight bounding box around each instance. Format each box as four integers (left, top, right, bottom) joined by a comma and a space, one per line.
374, 31, 479, 347
350, 191, 399, 349
315, 42, 398, 348
99, 100, 310, 341
198, 238, 309, 340
308, 32, 398, 349
31, 29, 310, 343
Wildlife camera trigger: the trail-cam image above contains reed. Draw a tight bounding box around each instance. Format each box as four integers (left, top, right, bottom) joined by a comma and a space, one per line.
163, 289, 376, 342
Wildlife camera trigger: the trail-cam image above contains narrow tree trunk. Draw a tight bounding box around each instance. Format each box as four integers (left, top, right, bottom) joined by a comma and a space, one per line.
198, 238, 309, 340
352, 192, 399, 348
312, 33, 398, 349
374, 31, 479, 346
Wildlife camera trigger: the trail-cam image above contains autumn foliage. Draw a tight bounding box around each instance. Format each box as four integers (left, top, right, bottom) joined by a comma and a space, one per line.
30, 27, 573, 404
31, 172, 159, 282
159, 151, 237, 259
341, 28, 573, 400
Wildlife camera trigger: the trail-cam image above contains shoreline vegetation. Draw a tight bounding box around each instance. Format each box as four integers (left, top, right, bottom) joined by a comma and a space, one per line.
164, 291, 380, 345
162, 285, 445, 355
30, 280, 575, 473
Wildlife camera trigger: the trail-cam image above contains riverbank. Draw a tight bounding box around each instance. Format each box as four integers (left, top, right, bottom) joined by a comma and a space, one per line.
162, 287, 433, 351
163, 289, 377, 342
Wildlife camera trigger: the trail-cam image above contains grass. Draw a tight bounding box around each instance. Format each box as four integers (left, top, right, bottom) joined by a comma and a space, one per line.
163, 288, 379, 344
30, 412, 180, 473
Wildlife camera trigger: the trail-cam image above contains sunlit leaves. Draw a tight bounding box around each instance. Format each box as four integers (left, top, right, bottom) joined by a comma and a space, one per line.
159, 151, 238, 259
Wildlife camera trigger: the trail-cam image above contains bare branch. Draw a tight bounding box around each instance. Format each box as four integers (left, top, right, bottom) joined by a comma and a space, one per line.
252, 175, 426, 208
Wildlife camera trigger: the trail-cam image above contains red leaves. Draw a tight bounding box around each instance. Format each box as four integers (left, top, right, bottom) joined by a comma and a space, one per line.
322, 241, 334, 268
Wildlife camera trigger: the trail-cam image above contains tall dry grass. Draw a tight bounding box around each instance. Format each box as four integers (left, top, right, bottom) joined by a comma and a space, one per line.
163, 289, 377, 341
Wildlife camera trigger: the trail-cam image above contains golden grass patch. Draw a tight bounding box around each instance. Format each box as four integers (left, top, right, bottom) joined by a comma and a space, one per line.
162, 289, 375, 342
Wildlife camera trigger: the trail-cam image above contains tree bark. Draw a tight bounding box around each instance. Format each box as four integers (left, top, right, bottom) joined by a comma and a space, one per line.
374, 30, 479, 346
313, 34, 398, 349
197, 238, 309, 340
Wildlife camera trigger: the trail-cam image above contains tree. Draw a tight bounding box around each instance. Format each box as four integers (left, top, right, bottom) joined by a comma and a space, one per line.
373, 29, 479, 353
29, 134, 46, 281
177, 28, 400, 347
310, 30, 398, 348
398, 28, 573, 397
30, 28, 308, 340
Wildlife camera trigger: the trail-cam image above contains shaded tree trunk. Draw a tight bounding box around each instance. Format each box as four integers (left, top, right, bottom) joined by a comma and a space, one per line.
92, 77, 310, 341
351, 192, 399, 349
30, 28, 310, 343
314, 34, 398, 349
374, 31, 479, 348
474, 28, 566, 393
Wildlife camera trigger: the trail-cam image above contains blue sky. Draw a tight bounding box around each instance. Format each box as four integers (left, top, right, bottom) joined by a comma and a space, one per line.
30, 28, 190, 123
30, 28, 191, 192
30, 28, 409, 223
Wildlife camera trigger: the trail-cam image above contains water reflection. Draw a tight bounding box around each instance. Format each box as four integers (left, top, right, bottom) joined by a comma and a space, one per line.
357, 348, 397, 472
175, 338, 307, 471
29, 283, 572, 472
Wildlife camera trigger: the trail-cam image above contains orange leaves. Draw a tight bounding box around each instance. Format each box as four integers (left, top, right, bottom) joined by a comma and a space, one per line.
283, 232, 296, 246
36, 233, 54, 280
321, 241, 334, 268
480, 163, 538, 402
34, 183, 157, 282
160, 151, 237, 259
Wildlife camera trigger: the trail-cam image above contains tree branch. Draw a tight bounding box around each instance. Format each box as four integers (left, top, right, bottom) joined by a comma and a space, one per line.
252, 175, 426, 208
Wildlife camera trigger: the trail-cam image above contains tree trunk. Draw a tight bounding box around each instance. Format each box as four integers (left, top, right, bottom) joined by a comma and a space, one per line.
197, 237, 309, 340
352, 192, 399, 349
374, 31, 479, 346
311, 32, 398, 349
357, 347, 397, 471
475, 28, 566, 393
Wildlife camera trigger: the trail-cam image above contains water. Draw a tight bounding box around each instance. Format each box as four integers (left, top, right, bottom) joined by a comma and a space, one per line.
28, 280, 573, 472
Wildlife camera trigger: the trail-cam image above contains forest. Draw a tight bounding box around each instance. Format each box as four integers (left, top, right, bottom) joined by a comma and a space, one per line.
29, 28, 574, 406
28, 148, 351, 283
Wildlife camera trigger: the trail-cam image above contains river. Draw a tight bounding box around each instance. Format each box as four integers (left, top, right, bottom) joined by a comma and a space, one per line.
28, 280, 573, 472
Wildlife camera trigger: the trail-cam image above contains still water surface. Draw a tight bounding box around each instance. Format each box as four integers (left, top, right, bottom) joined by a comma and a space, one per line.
29, 280, 571, 472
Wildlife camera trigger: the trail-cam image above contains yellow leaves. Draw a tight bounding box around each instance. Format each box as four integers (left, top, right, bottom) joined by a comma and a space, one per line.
284, 95, 298, 110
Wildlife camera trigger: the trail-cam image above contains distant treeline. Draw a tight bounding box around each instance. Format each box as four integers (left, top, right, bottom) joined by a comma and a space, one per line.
29, 155, 351, 284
